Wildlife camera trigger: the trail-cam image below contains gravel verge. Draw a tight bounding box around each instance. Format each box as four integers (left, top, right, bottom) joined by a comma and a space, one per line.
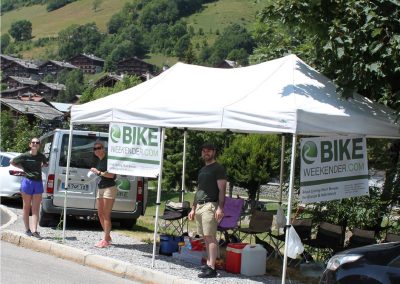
2, 200, 304, 284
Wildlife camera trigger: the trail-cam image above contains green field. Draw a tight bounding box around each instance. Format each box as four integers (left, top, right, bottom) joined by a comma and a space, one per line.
1, 0, 129, 38
185, 0, 270, 46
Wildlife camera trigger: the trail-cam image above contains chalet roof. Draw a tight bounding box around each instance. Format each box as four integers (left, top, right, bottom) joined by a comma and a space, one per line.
1, 86, 37, 95
70, 53, 104, 63
50, 102, 72, 113
94, 73, 123, 85
118, 57, 155, 67
39, 82, 66, 91
0, 98, 63, 120
0, 54, 19, 61
46, 60, 78, 69
7, 76, 39, 86
218, 59, 240, 68
12, 58, 39, 70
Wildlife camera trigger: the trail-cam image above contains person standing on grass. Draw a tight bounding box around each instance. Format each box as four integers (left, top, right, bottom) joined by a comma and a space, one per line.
90, 140, 117, 248
188, 142, 227, 278
11, 138, 48, 240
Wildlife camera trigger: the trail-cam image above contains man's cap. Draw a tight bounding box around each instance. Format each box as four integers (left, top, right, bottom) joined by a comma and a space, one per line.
201, 142, 217, 150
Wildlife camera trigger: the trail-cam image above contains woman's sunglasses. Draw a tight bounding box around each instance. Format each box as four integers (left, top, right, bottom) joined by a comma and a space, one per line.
31, 141, 40, 144
93, 147, 103, 150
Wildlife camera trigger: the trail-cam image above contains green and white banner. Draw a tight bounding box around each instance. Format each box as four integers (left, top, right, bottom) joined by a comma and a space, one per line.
300, 136, 369, 203
107, 123, 161, 178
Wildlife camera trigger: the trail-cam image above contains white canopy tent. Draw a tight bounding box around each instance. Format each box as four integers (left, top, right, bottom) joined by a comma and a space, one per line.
69, 54, 400, 283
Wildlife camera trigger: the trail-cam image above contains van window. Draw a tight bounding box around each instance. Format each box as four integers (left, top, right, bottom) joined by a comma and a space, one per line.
40, 135, 53, 159
60, 135, 107, 169
0, 155, 10, 167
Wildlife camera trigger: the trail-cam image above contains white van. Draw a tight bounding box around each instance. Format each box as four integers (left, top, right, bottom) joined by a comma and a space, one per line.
39, 129, 148, 228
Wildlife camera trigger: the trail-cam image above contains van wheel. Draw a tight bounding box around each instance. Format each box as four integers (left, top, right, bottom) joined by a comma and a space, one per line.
119, 219, 137, 229
39, 209, 57, 227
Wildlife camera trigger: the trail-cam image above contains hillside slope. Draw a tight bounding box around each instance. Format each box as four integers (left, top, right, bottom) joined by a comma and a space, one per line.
1, 0, 129, 38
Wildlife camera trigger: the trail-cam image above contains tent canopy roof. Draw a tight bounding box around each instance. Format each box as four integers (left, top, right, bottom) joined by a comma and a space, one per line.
71, 54, 400, 139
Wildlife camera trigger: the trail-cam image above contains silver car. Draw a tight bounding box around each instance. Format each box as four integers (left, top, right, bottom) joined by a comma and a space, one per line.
0, 152, 24, 199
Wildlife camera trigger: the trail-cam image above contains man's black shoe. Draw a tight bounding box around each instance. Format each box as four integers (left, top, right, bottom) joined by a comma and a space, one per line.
198, 267, 217, 278
200, 264, 211, 272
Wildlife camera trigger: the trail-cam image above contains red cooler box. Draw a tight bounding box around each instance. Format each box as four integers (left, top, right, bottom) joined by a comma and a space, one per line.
225, 243, 248, 274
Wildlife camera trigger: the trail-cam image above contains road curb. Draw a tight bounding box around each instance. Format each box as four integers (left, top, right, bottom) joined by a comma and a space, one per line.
1, 229, 201, 284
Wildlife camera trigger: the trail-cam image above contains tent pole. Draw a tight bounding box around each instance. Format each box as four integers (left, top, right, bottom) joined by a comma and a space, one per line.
180, 129, 187, 202
63, 122, 74, 243
151, 128, 166, 268
279, 134, 286, 204
281, 134, 297, 284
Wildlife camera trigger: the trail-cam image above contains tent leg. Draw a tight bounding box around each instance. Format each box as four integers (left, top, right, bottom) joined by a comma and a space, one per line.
279, 134, 286, 204
281, 134, 297, 284
180, 130, 187, 202
151, 128, 166, 268
63, 122, 74, 243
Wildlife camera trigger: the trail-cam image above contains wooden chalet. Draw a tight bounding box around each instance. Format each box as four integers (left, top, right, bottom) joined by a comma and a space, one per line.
94, 74, 123, 88
0, 98, 64, 127
2, 76, 39, 89
38, 60, 78, 78
69, 53, 104, 74
2, 58, 40, 80
0, 86, 39, 98
0, 54, 19, 70
115, 57, 156, 81
36, 82, 66, 101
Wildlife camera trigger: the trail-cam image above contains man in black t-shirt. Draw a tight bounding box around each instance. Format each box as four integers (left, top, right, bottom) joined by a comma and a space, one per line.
188, 142, 227, 278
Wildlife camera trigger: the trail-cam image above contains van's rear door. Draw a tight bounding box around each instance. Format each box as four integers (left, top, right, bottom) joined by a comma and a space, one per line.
111, 175, 138, 212
53, 133, 104, 209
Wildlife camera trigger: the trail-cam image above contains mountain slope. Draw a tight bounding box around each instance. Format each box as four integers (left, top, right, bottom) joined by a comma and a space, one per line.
1, 0, 129, 38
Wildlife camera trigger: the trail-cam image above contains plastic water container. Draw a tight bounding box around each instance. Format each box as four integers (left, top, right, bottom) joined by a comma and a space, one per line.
159, 235, 182, 256
225, 243, 248, 274
240, 244, 267, 276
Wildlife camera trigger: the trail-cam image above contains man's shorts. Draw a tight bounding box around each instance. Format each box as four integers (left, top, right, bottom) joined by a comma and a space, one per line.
20, 178, 44, 195
195, 202, 218, 236
97, 186, 117, 199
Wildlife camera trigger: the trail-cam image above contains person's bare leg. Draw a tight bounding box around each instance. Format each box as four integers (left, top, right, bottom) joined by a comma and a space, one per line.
31, 194, 42, 232
97, 198, 105, 231
102, 198, 115, 242
21, 193, 33, 231
204, 235, 218, 269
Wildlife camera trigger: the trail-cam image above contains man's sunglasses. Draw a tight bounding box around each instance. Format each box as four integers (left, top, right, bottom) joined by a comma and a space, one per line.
31, 141, 40, 144
93, 147, 103, 150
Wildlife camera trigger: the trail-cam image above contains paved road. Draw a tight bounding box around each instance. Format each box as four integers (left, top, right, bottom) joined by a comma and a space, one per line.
0, 241, 142, 284
1, 207, 11, 226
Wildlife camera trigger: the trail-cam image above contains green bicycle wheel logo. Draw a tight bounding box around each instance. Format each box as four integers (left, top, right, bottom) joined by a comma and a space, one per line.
116, 178, 130, 191
110, 125, 121, 143
302, 141, 318, 164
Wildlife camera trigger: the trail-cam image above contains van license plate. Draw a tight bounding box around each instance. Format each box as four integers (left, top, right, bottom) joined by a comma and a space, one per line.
61, 182, 89, 191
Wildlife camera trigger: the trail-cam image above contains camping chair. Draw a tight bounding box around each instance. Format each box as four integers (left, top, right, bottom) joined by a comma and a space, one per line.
158, 200, 190, 236
346, 228, 377, 249
238, 210, 274, 244
384, 232, 400, 243
303, 221, 345, 263
269, 218, 313, 261
217, 196, 245, 246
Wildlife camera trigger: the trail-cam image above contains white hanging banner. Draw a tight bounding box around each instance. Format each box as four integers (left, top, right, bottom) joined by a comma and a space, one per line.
300, 136, 369, 203
107, 123, 161, 177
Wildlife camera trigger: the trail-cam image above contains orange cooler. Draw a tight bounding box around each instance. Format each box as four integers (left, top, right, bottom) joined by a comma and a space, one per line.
225, 243, 248, 274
